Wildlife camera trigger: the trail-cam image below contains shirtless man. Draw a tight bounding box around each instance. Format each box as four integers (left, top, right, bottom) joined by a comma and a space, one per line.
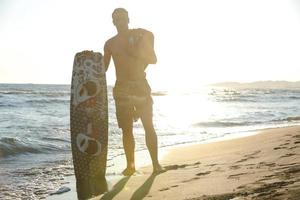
103, 8, 163, 176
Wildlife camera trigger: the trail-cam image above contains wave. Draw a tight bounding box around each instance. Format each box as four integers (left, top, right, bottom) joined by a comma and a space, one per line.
214, 97, 257, 103
0, 98, 69, 108
193, 121, 248, 128
289, 96, 300, 100
41, 137, 69, 143
194, 117, 300, 128
151, 91, 168, 96
274, 116, 300, 122
0, 137, 69, 158
26, 99, 69, 104
271, 116, 300, 123
209, 88, 300, 103
0, 102, 17, 108
0, 137, 42, 157
209, 91, 258, 102
213, 94, 300, 103
0, 90, 70, 97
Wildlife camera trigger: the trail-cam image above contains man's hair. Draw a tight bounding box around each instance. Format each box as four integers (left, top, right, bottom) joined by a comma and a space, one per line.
112, 8, 128, 19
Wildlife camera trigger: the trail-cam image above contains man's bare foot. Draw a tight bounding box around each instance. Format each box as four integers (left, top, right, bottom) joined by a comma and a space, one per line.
153, 164, 166, 174
122, 167, 136, 176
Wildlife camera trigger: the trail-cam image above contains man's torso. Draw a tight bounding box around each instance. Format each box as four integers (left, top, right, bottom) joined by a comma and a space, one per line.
106, 29, 149, 81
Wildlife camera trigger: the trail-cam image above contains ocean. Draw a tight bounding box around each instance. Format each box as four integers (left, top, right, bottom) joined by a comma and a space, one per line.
0, 83, 300, 199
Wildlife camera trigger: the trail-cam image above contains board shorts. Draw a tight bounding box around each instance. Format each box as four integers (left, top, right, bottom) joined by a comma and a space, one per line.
113, 79, 153, 129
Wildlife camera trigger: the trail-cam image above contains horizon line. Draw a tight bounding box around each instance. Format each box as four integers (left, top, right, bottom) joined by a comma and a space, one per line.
1, 80, 300, 85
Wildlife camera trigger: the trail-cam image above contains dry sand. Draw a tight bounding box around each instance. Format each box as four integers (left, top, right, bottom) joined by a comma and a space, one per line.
49, 126, 300, 199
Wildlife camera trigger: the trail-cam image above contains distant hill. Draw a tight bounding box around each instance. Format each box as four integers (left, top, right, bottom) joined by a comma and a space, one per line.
210, 81, 300, 89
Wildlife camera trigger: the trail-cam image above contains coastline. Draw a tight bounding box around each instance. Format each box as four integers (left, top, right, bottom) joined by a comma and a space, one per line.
48, 125, 300, 199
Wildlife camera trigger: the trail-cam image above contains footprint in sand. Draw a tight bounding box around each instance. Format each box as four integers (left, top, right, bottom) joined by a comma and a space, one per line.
182, 177, 200, 183
279, 153, 297, 158
164, 164, 188, 171
245, 163, 256, 166
260, 174, 276, 180
164, 161, 201, 171
229, 165, 241, 170
274, 146, 287, 150
159, 185, 179, 192
280, 142, 290, 146
228, 172, 254, 180
158, 185, 179, 191
292, 135, 300, 144
159, 187, 170, 191
279, 162, 299, 166
205, 163, 219, 168
180, 172, 212, 184
236, 150, 261, 163
257, 162, 276, 168
196, 171, 211, 176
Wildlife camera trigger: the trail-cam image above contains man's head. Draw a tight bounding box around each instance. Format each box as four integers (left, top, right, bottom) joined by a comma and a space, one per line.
112, 8, 129, 32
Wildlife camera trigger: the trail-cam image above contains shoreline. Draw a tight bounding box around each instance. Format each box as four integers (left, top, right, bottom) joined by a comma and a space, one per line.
47, 125, 300, 199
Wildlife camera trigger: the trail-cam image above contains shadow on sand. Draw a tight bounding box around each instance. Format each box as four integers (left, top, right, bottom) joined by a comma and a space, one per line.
130, 174, 157, 200
100, 173, 159, 200
100, 176, 130, 200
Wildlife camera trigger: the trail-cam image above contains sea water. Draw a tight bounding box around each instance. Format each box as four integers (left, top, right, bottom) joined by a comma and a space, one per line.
0, 83, 300, 199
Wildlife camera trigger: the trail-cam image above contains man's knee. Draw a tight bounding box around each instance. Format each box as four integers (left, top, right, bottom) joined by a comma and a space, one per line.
144, 122, 156, 136
141, 115, 154, 131
122, 127, 133, 137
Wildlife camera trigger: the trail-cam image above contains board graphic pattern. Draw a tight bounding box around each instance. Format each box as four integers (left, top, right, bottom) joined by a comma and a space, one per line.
70, 51, 108, 199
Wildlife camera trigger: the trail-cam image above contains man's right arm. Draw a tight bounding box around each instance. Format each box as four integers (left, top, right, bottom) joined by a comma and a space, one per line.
103, 41, 112, 72
142, 31, 157, 64
135, 29, 157, 65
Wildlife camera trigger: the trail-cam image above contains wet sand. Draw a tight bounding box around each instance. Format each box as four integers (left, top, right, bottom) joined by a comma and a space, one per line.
49, 126, 300, 199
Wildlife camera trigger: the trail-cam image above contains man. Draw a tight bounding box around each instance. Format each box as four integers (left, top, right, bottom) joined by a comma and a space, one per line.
103, 8, 163, 176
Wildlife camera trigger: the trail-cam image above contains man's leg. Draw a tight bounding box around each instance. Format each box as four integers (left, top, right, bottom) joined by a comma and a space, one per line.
121, 124, 136, 176
115, 99, 136, 176
140, 113, 163, 173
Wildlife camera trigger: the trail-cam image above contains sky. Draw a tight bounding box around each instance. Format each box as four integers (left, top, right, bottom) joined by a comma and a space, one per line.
0, 0, 300, 90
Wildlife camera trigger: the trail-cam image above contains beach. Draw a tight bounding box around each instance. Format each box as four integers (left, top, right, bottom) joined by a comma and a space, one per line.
48, 125, 300, 200
1, 84, 300, 199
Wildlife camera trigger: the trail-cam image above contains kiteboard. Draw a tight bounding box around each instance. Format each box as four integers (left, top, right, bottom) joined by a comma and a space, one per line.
70, 50, 108, 199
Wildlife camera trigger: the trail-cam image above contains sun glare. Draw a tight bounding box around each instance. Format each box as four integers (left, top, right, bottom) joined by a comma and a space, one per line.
154, 88, 226, 131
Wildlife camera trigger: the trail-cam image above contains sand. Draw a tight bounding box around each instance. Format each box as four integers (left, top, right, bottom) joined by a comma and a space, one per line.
48, 126, 300, 200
